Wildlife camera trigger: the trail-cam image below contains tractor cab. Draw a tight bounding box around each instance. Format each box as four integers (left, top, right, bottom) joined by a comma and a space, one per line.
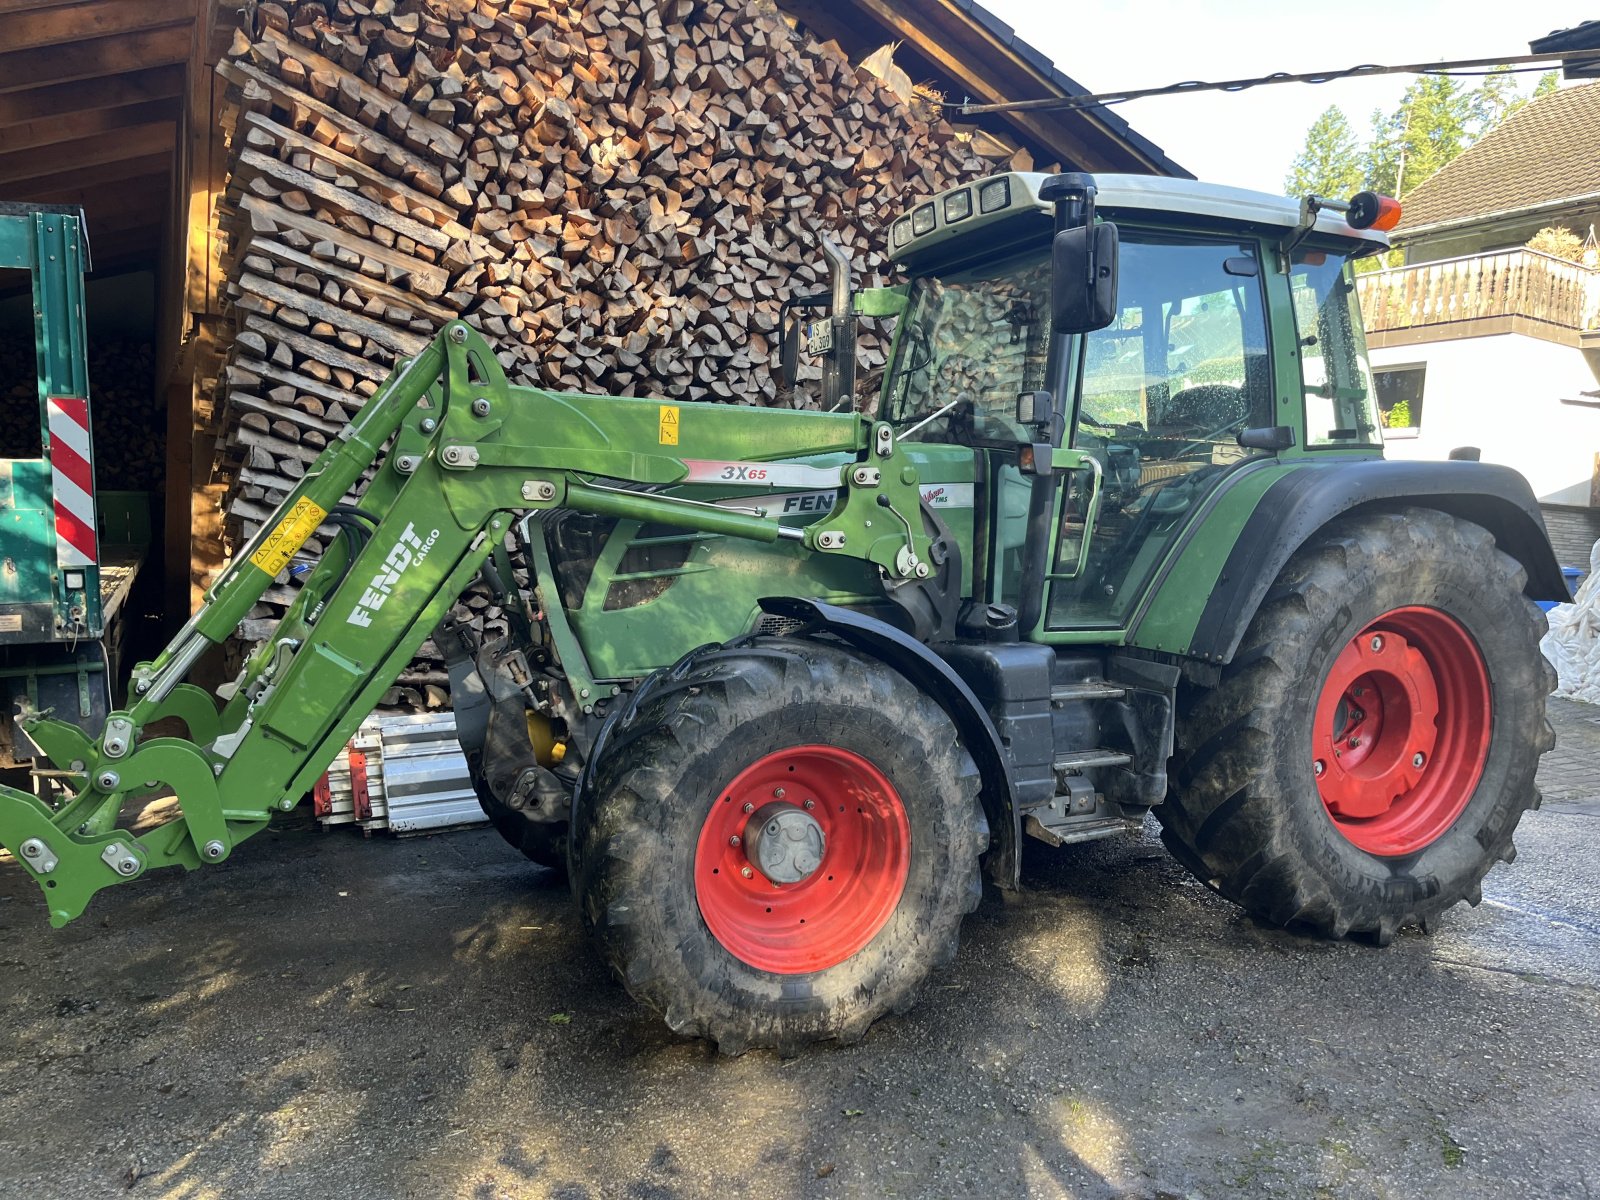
878, 171, 1397, 640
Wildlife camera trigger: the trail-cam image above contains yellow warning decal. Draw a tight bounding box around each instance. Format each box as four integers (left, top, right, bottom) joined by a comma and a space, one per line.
249, 497, 327, 577
658, 404, 679, 446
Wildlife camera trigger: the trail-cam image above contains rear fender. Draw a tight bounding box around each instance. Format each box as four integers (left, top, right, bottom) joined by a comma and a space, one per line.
1135, 459, 1567, 665
758, 596, 1022, 889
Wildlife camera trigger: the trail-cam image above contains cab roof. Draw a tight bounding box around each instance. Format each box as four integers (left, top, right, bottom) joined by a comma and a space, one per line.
888, 172, 1392, 265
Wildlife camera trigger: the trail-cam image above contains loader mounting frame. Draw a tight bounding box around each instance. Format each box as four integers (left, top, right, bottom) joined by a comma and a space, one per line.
0, 322, 954, 925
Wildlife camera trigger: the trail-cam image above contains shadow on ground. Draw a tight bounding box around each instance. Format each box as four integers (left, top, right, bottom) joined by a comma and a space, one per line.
1, 702, 1598, 1198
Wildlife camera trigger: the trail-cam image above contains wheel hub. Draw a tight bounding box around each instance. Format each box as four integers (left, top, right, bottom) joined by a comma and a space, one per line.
693, 744, 911, 974
1311, 607, 1490, 857
745, 801, 825, 884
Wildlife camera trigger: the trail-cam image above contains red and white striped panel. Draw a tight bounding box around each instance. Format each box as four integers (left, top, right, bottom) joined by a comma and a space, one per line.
47, 396, 98, 569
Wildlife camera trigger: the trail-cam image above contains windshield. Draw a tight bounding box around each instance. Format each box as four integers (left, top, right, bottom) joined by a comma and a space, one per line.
883, 247, 1051, 442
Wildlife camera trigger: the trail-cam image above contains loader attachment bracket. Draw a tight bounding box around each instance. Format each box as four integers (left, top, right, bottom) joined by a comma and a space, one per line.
0, 319, 949, 926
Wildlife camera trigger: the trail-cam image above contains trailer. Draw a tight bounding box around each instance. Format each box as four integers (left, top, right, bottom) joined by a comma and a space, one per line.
0, 203, 148, 774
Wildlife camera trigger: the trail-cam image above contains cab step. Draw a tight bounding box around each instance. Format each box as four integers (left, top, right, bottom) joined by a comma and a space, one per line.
1050, 680, 1128, 703
1053, 748, 1133, 772
1023, 813, 1131, 848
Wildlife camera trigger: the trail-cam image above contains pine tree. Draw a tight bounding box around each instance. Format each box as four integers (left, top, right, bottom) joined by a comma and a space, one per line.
1283, 105, 1365, 198
1363, 77, 1473, 199
1470, 65, 1526, 136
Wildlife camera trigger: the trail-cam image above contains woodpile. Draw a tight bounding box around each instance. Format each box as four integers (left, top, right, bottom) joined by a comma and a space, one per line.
209, 0, 1022, 708
0, 334, 162, 491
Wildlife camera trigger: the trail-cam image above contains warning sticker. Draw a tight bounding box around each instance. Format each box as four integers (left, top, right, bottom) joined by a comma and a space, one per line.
249, 497, 328, 577
658, 404, 679, 446
0, 614, 21, 633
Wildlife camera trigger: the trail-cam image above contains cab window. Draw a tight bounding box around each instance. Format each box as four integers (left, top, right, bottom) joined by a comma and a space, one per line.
1052, 230, 1272, 628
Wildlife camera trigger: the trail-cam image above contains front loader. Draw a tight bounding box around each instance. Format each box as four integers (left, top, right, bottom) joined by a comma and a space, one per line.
0, 173, 1564, 1052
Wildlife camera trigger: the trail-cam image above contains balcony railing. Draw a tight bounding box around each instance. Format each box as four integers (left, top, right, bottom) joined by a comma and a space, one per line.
1357, 248, 1600, 337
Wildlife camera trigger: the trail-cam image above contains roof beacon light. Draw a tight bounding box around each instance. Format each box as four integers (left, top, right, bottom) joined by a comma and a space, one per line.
1346, 191, 1402, 232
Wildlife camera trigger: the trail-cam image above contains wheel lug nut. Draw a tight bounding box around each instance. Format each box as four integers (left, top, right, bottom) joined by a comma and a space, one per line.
773, 787, 786, 799
1313, 760, 1325, 777
1348, 737, 1361, 749
1370, 635, 1384, 652
803, 799, 815, 810
740, 866, 754, 879
1412, 752, 1426, 768
742, 802, 754, 813
729, 835, 741, 847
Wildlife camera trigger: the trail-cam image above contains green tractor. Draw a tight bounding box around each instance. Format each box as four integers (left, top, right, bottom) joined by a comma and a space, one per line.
0, 174, 1561, 1053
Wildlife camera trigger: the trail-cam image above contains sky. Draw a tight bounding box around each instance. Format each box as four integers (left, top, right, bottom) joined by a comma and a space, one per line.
977, 0, 1595, 193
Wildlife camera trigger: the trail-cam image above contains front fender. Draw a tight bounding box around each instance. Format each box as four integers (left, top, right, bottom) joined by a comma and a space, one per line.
1129, 458, 1567, 665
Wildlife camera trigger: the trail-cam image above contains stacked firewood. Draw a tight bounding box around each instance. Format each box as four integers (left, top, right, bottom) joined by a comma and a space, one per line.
0, 335, 162, 490
210, 0, 1017, 707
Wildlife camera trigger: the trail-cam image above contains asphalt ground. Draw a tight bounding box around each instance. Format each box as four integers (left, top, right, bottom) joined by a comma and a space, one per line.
1, 701, 1598, 1199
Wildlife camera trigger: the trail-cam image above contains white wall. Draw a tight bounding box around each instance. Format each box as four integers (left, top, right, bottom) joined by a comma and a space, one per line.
1369, 333, 1600, 505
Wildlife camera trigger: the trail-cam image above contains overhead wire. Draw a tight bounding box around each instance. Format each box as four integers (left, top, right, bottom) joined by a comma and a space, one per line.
949, 49, 1600, 117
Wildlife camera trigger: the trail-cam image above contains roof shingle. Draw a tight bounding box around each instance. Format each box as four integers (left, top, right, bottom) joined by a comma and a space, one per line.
1396, 80, 1600, 233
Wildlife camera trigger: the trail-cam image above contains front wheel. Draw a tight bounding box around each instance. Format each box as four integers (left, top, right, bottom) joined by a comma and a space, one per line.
571, 637, 988, 1053
1157, 507, 1556, 943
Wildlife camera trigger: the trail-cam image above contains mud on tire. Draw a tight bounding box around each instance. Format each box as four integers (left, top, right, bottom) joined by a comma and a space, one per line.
571, 636, 989, 1053
1156, 507, 1556, 943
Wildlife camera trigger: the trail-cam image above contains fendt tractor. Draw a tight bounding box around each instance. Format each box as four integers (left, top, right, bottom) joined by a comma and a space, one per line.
0, 173, 1562, 1052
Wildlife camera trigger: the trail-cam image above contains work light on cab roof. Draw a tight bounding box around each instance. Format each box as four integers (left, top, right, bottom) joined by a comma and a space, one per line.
887, 171, 1401, 264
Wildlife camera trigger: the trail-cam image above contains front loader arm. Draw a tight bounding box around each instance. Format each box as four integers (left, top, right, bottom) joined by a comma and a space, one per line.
0, 322, 947, 926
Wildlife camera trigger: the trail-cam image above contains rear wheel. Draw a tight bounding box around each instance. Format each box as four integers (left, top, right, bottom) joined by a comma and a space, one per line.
1157, 507, 1555, 943
572, 637, 988, 1053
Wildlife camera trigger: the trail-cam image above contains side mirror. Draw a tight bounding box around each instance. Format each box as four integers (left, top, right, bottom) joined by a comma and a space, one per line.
1051, 223, 1120, 334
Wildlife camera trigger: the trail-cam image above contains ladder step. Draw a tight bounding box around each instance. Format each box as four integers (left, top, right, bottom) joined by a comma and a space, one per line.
1053, 749, 1133, 771
1023, 813, 1129, 848
1050, 681, 1127, 702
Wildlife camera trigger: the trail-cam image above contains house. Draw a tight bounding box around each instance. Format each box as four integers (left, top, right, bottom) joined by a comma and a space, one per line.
1357, 77, 1600, 565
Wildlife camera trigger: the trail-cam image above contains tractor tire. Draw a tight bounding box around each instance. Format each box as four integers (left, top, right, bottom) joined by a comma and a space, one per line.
470, 697, 569, 875
1156, 507, 1555, 944
473, 769, 568, 874
571, 637, 988, 1054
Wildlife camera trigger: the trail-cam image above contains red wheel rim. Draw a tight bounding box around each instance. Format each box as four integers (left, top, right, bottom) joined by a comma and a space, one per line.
1312, 606, 1491, 856
694, 745, 911, 974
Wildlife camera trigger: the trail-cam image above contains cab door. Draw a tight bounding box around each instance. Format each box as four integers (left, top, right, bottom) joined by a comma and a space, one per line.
1044, 228, 1277, 632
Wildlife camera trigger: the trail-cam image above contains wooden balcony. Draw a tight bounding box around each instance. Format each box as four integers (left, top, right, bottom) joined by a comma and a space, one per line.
1357, 249, 1600, 349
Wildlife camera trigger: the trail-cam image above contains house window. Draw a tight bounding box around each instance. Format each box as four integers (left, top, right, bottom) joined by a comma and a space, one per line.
1374, 364, 1425, 436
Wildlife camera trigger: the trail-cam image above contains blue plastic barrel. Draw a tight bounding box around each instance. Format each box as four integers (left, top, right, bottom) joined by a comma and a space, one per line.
1539, 566, 1585, 612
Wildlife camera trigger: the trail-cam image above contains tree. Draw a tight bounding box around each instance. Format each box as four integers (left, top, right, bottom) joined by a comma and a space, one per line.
1470, 65, 1526, 136
1283, 105, 1365, 198
1364, 76, 1473, 199
1533, 70, 1560, 100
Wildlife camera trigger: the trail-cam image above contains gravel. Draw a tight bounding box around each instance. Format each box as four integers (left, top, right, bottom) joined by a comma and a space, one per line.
1, 701, 1597, 1198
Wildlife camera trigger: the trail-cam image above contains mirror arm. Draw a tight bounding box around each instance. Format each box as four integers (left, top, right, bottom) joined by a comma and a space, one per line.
818, 237, 857, 412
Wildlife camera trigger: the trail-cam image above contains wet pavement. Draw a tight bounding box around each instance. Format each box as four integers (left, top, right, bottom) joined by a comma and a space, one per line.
0, 700, 1596, 1199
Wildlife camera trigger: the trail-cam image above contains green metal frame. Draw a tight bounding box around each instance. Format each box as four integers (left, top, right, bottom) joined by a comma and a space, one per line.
0, 322, 951, 924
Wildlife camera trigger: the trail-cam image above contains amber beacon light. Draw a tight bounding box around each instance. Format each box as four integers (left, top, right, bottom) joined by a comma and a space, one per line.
1345, 191, 1402, 232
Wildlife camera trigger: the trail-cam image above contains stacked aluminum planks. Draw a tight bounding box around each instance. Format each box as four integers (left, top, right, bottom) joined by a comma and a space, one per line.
315, 712, 484, 836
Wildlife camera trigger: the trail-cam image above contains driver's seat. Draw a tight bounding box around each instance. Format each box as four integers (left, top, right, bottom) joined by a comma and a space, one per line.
1160, 382, 1248, 430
